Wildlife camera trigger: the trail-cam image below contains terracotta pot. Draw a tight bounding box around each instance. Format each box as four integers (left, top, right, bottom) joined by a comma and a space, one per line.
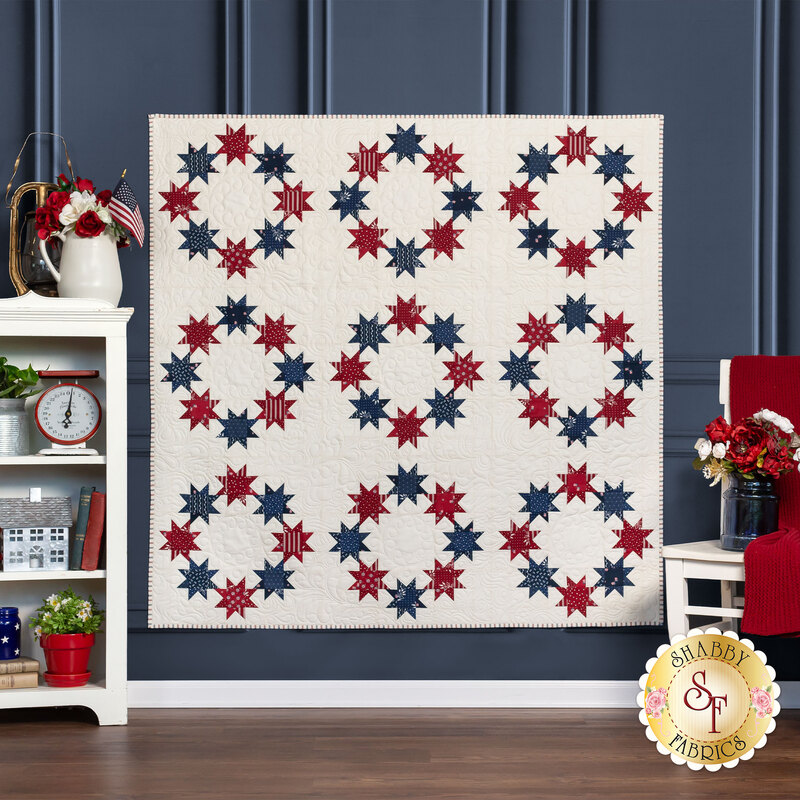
40, 633, 94, 687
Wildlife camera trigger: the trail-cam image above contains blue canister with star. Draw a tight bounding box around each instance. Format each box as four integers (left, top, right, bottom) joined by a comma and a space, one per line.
0, 607, 21, 660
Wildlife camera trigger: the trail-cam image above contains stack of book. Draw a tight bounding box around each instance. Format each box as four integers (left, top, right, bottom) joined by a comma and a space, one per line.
71, 486, 106, 571
0, 657, 40, 689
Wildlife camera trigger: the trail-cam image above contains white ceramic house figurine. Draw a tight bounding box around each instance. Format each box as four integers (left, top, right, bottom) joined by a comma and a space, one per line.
0, 488, 72, 571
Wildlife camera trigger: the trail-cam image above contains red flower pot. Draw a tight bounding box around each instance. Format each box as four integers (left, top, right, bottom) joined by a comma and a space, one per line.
40, 633, 94, 687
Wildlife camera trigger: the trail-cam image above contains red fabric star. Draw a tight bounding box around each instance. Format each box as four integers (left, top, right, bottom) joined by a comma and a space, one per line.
424, 559, 465, 599
388, 407, 428, 448
613, 181, 653, 221
348, 484, 390, 525
443, 350, 484, 391
593, 312, 634, 354
555, 125, 597, 166
519, 388, 558, 428
348, 559, 389, 600
518, 313, 559, 353
613, 519, 654, 559
273, 521, 314, 564
556, 463, 598, 503
423, 218, 464, 260
158, 181, 199, 222
348, 142, 389, 183
215, 578, 258, 619
422, 143, 464, 184
386, 295, 427, 335
254, 389, 297, 430
216, 237, 258, 279
425, 483, 466, 525
555, 237, 597, 278
179, 389, 220, 430
159, 521, 201, 561
556, 576, 597, 617
253, 314, 295, 354
348, 218, 388, 259
595, 388, 635, 428
179, 314, 220, 355
331, 351, 371, 391
216, 123, 255, 165
499, 180, 539, 220
216, 465, 258, 506
273, 181, 314, 221
500, 521, 540, 561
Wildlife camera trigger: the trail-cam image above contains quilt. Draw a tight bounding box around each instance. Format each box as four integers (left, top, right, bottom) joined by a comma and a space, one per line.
149, 115, 662, 628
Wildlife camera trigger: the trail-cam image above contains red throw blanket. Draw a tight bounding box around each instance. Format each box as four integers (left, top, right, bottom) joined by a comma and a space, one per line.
731, 356, 800, 635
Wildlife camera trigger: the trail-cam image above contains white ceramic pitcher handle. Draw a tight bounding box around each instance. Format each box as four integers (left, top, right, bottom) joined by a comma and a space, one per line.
38, 237, 61, 282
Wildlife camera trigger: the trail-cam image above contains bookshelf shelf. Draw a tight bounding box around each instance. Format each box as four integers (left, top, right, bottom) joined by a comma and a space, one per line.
0, 570, 106, 583
0, 293, 132, 726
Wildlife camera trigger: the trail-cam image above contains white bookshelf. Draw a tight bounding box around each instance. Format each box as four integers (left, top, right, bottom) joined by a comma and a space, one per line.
0, 292, 132, 725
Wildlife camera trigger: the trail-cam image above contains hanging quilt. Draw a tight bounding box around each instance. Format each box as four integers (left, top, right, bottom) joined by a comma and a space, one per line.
149, 115, 663, 628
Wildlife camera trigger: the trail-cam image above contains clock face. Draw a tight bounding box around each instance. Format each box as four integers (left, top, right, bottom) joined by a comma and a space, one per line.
34, 383, 102, 445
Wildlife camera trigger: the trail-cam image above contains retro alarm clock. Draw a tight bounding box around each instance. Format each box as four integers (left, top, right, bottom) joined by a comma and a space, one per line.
34, 370, 102, 455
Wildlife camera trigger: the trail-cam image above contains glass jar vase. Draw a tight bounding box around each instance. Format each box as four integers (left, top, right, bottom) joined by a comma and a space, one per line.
720, 474, 779, 551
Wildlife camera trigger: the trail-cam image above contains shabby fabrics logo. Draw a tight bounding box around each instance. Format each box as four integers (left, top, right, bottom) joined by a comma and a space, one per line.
637, 628, 780, 770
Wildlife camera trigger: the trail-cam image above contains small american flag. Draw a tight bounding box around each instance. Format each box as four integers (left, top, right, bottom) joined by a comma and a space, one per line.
109, 177, 145, 247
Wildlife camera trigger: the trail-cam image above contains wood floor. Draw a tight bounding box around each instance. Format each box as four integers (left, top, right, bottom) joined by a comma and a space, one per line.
1, 708, 799, 799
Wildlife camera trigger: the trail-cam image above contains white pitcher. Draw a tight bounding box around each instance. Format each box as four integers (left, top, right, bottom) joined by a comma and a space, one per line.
39, 231, 123, 307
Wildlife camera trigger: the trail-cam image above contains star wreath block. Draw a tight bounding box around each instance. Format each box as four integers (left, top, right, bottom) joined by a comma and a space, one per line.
517, 143, 558, 183
349, 484, 390, 525
178, 558, 218, 600
179, 484, 220, 524
215, 578, 258, 619
423, 142, 464, 183
499, 180, 539, 221
613, 181, 653, 221
273, 521, 314, 564
348, 142, 389, 183
331, 522, 371, 562
425, 483, 465, 525
253, 559, 295, 600
348, 559, 389, 600
254, 483, 295, 524
443, 350, 483, 391
386, 295, 427, 335
216, 237, 258, 279
593, 312, 634, 354
518, 313, 559, 353
216, 465, 258, 506
500, 521, 540, 561
179, 389, 220, 430
216, 123, 255, 165
386, 123, 426, 163
595, 388, 635, 428
388, 407, 428, 448
555, 125, 597, 166
556, 463, 597, 503
555, 237, 597, 278
158, 181, 199, 222
178, 143, 218, 184
386, 578, 427, 619
254, 313, 295, 354
348, 218, 388, 259
556, 576, 598, 617
159, 520, 201, 561
274, 181, 314, 221
254, 389, 297, 430
179, 314, 220, 355
594, 556, 634, 597
423, 218, 463, 260
424, 559, 465, 599
331, 351, 371, 392
519, 388, 558, 428
253, 142, 294, 184
518, 556, 558, 598
613, 518, 654, 559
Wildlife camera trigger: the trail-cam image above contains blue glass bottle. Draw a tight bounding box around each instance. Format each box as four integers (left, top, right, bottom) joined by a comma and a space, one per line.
720, 475, 780, 551
0, 607, 21, 660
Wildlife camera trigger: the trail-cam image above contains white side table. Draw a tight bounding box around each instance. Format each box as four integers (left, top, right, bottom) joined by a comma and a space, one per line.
662, 540, 745, 638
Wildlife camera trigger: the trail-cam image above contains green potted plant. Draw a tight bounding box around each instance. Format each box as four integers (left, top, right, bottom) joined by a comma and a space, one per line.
30, 588, 104, 687
0, 358, 40, 456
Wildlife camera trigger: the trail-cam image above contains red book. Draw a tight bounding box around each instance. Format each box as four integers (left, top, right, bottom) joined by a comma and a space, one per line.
80, 492, 106, 571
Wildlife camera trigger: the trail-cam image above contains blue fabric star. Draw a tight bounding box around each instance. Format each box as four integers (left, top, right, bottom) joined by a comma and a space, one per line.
329, 180, 369, 221
216, 295, 256, 335
517, 143, 558, 183
161, 352, 201, 392
443, 521, 483, 561
424, 388, 465, 428
519, 482, 559, 522
519, 218, 558, 259
253, 142, 294, 184
217, 409, 259, 449
253, 483, 294, 524
387, 464, 428, 505
442, 181, 482, 221
179, 484, 220, 525
179, 219, 219, 259
593, 145, 634, 185
330, 522, 371, 562
424, 313, 464, 353
594, 556, 634, 597
386, 578, 427, 619
350, 314, 389, 354
349, 388, 389, 429
557, 407, 598, 447
612, 350, 653, 391
500, 350, 539, 391
254, 218, 294, 259
178, 558, 219, 600
518, 557, 559, 598
386, 123, 425, 163
594, 219, 634, 259
556, 294, 597, 334
385, 238, 426, 278
594, 482, 634, 522
253, 559, 295, 599
274, 352, 314, 392
178, 143, 218, 184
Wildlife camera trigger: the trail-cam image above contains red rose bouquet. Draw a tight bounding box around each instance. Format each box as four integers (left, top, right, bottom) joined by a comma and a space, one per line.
693, 409, 800, 485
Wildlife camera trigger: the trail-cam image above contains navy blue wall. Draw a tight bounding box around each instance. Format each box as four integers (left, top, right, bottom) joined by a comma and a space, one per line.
1, 0, 796, 680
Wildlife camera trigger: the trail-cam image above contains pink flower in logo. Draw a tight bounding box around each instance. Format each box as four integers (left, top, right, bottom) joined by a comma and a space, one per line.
751, 687, 773, 718
645, 687, 668, 719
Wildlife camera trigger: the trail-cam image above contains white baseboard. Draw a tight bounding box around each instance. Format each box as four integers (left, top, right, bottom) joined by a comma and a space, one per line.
128, 680, 800, 709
